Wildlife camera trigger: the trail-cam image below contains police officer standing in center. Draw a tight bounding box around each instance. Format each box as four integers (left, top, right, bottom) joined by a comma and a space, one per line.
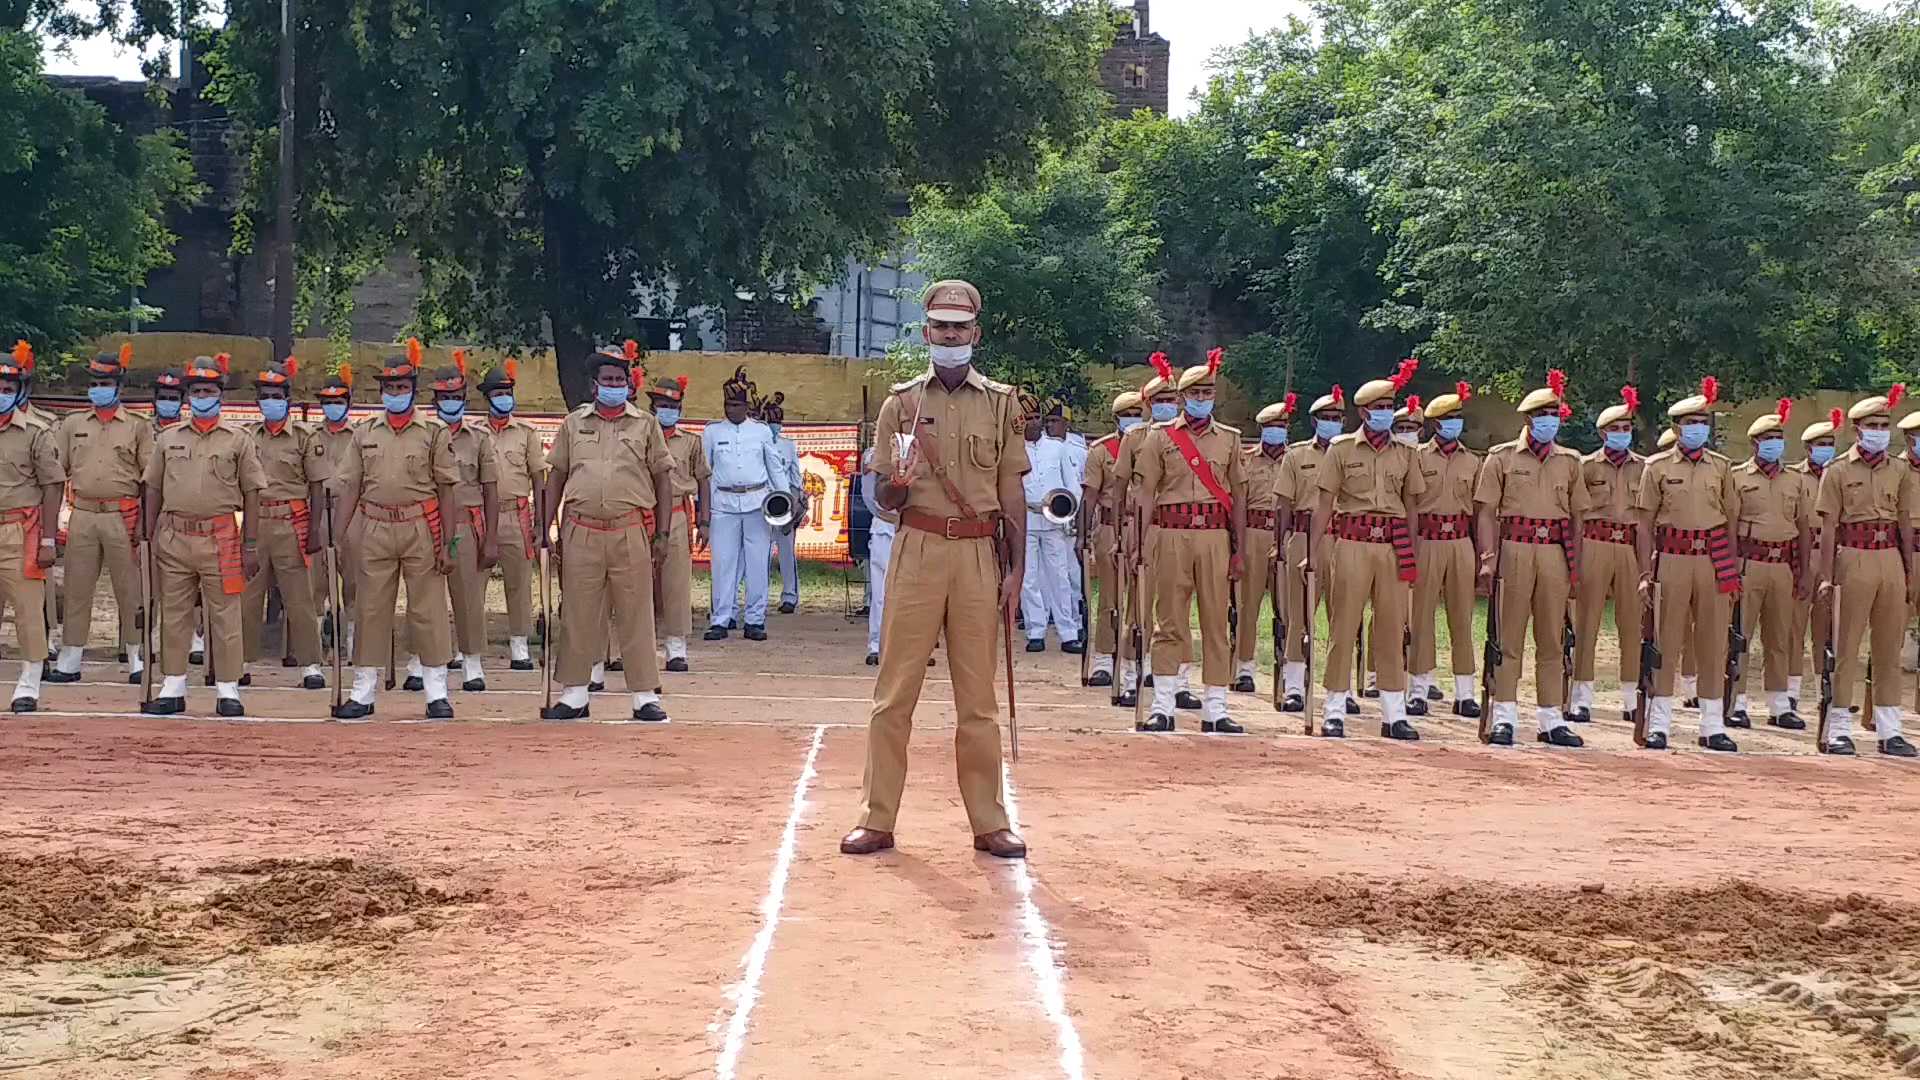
240, 357, 330, 690
703, 375, 787, 642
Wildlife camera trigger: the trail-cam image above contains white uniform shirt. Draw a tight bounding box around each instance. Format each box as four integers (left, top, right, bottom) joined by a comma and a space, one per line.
702, 418, 788, 515
1023, 435, 1080, 532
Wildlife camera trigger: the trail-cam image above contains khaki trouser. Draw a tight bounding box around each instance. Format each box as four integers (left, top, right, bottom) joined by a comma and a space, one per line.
62, 505, 140, 648
495, 503, 535, 638
657, 508, 693, 640
1236, 527, 1277, 663
1150, 527, 1232, 685
1092, 520, 1121, 655
555, 513, 660, 692
447, 511, 488, 655
1282, 531, 1332, 663
859, 525, 1009, 836
1574, 535, 1641, 684
1412, 536, 1475, 678
1789, 585, 1828, 683
1736, 559, 1795, 699
1833, 547, 1906, 710
155, 518, 241, 678
1488, 539, 1570, 705
354, 514, 451, 669
242, 512, 321, 665
1324, 538, 1407, 693
0, 518, 47, 663
310, 516, 357, 621
1653, 552, 1729, 699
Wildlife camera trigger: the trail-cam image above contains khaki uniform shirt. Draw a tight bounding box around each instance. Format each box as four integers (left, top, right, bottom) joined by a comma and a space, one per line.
58, 408, 151, 501
443, 419, 500, 511
1084, 433, 1120, 517
336, 413, 459, 507
1133, 417, 1247, 507
664, 426, 709, 505
1732, 460, 1812, 544
1413, 440, 1481, 517
1275, 438, 1331, 518
1317, 432, 1425, 517
1637, 448, 1740, 529
144, 421, 264, 516
487, 417, 547, 504
1475, 437, 1587, 520
1109, 423, 1155, 520
873, 368, 1028, 518
548, 403, 671, 516
1817, 447, 1918, 526
0, 413, 64, 511
1790, 459, 1831, 533
249, 421, 333, 503
312, 420, 358, 497
1242, 444, 1287, 513
1579, 449, 1646, 526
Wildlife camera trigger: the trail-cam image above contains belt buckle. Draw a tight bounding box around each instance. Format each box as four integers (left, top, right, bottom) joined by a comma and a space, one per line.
944, 516, 962, 541
1611, 528, 1625, 542
1534, 525, 1550, 540
1441, 521, 1456, 535
1693, 538, 1705, 552
1369, 525, 1385, 541
1877, 528, 1891, 545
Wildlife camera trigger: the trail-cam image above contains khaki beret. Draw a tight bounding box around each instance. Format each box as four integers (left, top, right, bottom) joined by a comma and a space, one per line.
923, 279, 982, 322
1112, 391, 1143, 415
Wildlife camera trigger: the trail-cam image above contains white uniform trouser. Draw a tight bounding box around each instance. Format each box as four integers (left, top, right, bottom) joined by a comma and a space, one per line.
866, 522, 896, 654
708, 511, 772, 629
1021, 514, 1082, 643
773, 525, 799, 605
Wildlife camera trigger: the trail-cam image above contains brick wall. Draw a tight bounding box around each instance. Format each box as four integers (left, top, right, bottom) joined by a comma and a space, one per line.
1100, 3, 1170, 118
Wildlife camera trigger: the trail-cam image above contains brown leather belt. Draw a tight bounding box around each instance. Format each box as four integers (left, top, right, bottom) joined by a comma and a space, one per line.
72, 496, 136, 513
901, 508, 998, 539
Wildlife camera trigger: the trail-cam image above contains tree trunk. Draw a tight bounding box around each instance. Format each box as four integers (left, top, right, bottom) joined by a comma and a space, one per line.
540, 185, 593, 410
552, 322, 593, 410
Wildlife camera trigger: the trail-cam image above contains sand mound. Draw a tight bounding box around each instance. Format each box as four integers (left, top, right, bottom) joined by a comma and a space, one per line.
202, 857, 489, 946
0, 853, 173, 961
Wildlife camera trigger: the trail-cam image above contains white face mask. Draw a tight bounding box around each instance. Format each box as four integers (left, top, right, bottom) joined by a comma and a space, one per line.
929, 343, 973, 369
1392, 431, 1418, 447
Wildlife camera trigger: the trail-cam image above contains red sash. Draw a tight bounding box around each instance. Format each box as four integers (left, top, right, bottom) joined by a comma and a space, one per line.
1164, 425, 1234, 513
1103, 440, 1120, 461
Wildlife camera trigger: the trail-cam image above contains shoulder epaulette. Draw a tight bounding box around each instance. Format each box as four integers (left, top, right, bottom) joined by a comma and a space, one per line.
1330, 431, 1362, 446
890, 372, 932, 395
1213, 422, 1243, 439
981, 377, 1015, 395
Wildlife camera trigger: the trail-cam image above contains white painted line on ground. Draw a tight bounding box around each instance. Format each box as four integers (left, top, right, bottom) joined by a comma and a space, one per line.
714, 723, 826, 1080
49, 681, 1106, 710
1002, 762, 1088, 1080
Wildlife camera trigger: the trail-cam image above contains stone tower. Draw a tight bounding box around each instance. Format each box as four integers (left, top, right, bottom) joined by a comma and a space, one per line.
1100, 0, 1171, 117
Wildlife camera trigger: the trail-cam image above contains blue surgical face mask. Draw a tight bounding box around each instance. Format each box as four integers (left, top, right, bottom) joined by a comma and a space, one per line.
1437, 418, 1464, 442
0, 393, 17, 414
1530, 415, 1561, 444
1811, 444, 1836, 466
1604, 430, 1633, 453
489, 393, 514, 415
437, 400, 466, 423
1185, 398, 1215, 421
1679, 422, 1710, 451
656, 406, 681, 428
1150, 401, 1178, 423
88, 385, 119, 408
1260, 426, 1287, 446
155, 398, 181, 420
1364, 408, 1393, 433
322, 401, 349, 424
769, 423, 783, 438
596, 384, 630, 409
1117, 416, 1143, 434
189, 395, 221, 418
1756, 437, 1785, 463
259, 398, 290, 423
383, 391, 414, 414
1315, 418, 1342, 442
1860, 428, 1891, 454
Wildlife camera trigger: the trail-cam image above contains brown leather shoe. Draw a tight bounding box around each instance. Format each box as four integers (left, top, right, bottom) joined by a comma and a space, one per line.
974, 830, 1027, 859
840, 827, 895, 855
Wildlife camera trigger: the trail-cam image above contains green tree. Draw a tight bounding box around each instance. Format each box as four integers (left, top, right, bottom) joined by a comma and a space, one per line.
205, 0, 1117, 405
0, 30, 198, 357
906, 150, 1160, 407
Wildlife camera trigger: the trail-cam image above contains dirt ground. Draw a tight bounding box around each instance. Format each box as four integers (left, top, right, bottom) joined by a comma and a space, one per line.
5, 595, 1920, 1079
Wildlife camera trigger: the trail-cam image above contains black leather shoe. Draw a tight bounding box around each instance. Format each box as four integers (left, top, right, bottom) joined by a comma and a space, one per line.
1320, 717, 1345, 738
237, 673, 252, 687
588, 680, 605, 692
331, 701, 373, 720
1362, 686, 1381, 699
43, 668, 80, 683
1406, 697, 1428, 717
1345, 698, 1361, 715
142, 697, 185, 715
1769, 712, 1806, 730
1727, 710, 1751, 729
634, 703, 670, 723
1642, 731, 1668, 750
281, 655, 297, 668
126, 671, 141, 685
403, 675, 424, 692
666, 657, 689, 673
1203, 717, 1246, 734
1061, 639, 1085, 655
447, 658, 462, 671
118, 648, 128, 663
463, 678, 486, 692
1699, 733, 1739, 752
425, 698, 454, 720
1116, 689, 1138, 708
1427, 685, 1444, 702
744, 625, 768, 642
1232, 676, 1256, 693
606, 658, 625, 672
216, 699, 244, 718
1454, 698, 1482, 719
511, 658, 535, 671
778, 602, 796, 615
729, 618, 740, 630
1026, 639, 1046, 653
1880, 735, 1917, 758
1136, 713, 1175, 733
541, 702, 590, 721
865, 652, 879, 667
1143, 674, 1155, 687
1176, 691, 1203, 711
1382, 719, 1420, 741
302, 674, 326, 690
1822, 736, 1856, 756
189, 650, 205, 666
1282, 693, 1304, 713
1568, 707, 1591, 724
1623, 708, 1637, 726
1488, 723, 1515, 746
1683, 697, 1699, 709
1088, 670, 1114, 687
10, 696, 34, 713
704, 626, 729, 641
1538, 725, 1584, 748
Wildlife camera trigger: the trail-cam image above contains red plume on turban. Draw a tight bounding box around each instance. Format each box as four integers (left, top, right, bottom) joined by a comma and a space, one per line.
453, 349, 467, 380
676, 375, 689, 393
119, 342, 133, 367
1559, 402, 1572, 421
1391, 357, 1419, 392
214, 352, 231, 376
623, 339, 640, 362
10, 340, 31, 372
1700, 376, 1719, 405
338, 364, 355, 388
1206, 346, 1223, 375
1620, 385, 1639, 415
504, 357, 519, 382
1830, 407, 1844, 429
1890, 383, 1907, 410
406, 337, 423, 368
1332, 385, 1345, 406
1546, 368, 1567, 400
1282, 390, 1297, 416
1776, 398, 1792, 424
1405, 394, 1422, 414
1455, 380, 1471, 402
1148, 351, 1174, 384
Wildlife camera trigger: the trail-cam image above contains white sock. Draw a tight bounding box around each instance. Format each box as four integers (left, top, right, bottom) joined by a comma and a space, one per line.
1093, 653, 1115, 676
350, 667, 379, 705
1495, 701, 1519, 730
343, 622, 355, 657
560, 684, 590, 708
1680, 675, 1698, 699
1698, 699, 1727, 738
191, 630, 205, 652
1365, 669, 1378, 691
1324, 690, 1349, 720
590, 661, 606, 684
1122, 659, 1139, 691
14, 663, 41, 701
632, 690, 662, 710
1825, 706, 1854, 741
1536, 705, 1562, 735
423, 666, 449, 701
665, 637, 688, 661
1235, 658, 1256, 680
55, 645, 82, 675
406, 655, 424, 679
1649, 697, 1674, 736
1874, 706, 1904, 739
463, 656, 483, 682
1176, 662, 1192, 689
215, 680, 240, 702
511, 636, 531, 662
1151, 677, 1177, 717
160, 673, 188, 699
1284, 662, 1306, 695
1382, 689, 1407, 725
1733, 693, 1748, 715
1570, 681, 1594, 710
1204, 686, 1229, 722
1788, 675, 1803, 698
126, 644, 142, 674
303, 663, 324, 679
1769, 691, 1792, 718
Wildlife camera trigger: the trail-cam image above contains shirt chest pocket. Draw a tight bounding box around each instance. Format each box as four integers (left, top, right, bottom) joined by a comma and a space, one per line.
503, 445, 526, 473
615, 433, 650, 467
1875, 473, 1903, 514
968, 433, 1000, 471
210, 449, 239, 486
